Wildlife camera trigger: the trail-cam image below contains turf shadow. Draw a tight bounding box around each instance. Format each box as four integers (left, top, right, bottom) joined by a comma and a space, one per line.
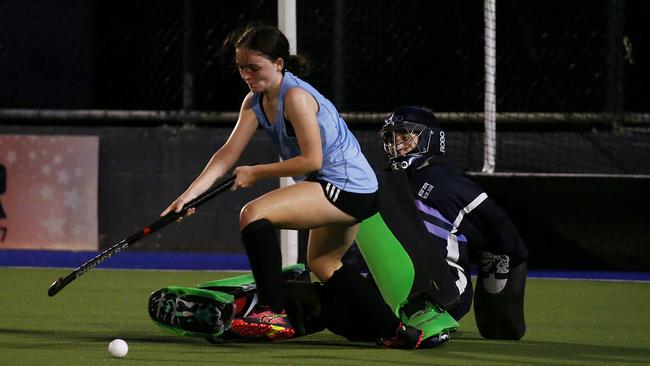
451, 337, 650, 365
0, 327, 208, 347
0, 326, 374, 350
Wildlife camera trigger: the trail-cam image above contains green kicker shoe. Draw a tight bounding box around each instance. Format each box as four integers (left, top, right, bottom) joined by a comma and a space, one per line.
401, 301, 458, 348
148, 286, 235, 339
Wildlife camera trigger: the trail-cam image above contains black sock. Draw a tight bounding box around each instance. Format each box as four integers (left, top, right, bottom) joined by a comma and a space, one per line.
241, 219, 284, 312
324, 265, 400, 339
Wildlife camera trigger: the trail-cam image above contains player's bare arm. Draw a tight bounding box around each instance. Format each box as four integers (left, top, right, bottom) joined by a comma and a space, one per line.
232, 87, 322, 189
162, 93, 258, 215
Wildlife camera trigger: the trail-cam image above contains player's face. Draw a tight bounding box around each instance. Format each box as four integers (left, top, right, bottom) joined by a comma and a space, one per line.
235, 47, 283, 94
393, 131, 419, 156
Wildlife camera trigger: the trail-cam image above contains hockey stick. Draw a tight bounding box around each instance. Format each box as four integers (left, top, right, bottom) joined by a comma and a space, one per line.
47, 174, 237, 297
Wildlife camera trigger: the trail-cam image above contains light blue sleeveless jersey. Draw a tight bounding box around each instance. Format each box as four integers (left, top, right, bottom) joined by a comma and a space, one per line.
251, 71, 377, 194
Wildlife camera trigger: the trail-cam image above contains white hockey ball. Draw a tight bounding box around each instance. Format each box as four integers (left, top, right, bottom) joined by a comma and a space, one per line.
108, 338, 128, 358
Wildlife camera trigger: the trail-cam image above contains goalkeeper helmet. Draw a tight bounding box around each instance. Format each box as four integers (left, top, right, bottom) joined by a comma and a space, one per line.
380, 106, 446, 171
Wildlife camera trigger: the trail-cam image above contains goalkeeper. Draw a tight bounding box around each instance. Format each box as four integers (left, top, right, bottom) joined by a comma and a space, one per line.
370, 105, 529, 340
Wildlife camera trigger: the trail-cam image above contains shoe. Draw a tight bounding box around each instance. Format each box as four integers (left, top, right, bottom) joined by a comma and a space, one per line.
230, 305, 295, 340
377, 322, 424, 350
420, 330, 451, 348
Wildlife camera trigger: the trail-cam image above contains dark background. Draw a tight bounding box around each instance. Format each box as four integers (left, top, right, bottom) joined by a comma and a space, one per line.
1, 0, 649, 113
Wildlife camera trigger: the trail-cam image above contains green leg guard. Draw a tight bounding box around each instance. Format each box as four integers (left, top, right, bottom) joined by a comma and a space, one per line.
197, 263, 306, 291
356, 213, 415, 315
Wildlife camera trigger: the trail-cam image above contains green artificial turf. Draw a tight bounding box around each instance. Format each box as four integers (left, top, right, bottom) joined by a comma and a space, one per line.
1, 267, 649, 365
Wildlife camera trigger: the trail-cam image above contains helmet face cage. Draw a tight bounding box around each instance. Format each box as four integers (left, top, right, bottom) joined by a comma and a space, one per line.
380, 120, 434, 170
381, 121, 432, 159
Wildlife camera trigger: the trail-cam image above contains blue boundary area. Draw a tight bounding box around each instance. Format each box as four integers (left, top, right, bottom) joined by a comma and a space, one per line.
1, 249, 649, 281
0, 249, 250, 271
526, 269, 650, 282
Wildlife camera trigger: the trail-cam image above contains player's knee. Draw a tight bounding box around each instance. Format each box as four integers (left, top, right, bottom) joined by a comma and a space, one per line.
306, 259, 327, 281
239, 201, 264, 229
307, 257, 338, 282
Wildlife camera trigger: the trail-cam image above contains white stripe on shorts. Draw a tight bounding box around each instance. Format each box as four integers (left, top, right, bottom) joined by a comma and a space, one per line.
325, 182, 341, 202
332, 187, 341, 202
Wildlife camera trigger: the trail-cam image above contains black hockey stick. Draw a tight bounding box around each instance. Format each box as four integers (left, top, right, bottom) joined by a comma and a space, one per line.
47, 174, 237, 297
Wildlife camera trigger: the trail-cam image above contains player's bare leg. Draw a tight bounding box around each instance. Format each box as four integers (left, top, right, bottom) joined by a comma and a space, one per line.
231, 181, 357, 340
239, 181, 357, 230
306, 223, 358, 281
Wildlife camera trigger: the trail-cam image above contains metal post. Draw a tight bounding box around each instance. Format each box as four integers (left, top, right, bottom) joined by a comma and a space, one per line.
482, 0, 497, 174
278, 0, 299, 266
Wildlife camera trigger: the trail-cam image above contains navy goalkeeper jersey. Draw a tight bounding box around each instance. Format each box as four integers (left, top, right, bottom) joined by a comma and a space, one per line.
406, 163, 528, 294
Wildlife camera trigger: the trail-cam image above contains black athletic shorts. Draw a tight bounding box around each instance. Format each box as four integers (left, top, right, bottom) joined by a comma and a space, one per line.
310, 178, 378, 222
